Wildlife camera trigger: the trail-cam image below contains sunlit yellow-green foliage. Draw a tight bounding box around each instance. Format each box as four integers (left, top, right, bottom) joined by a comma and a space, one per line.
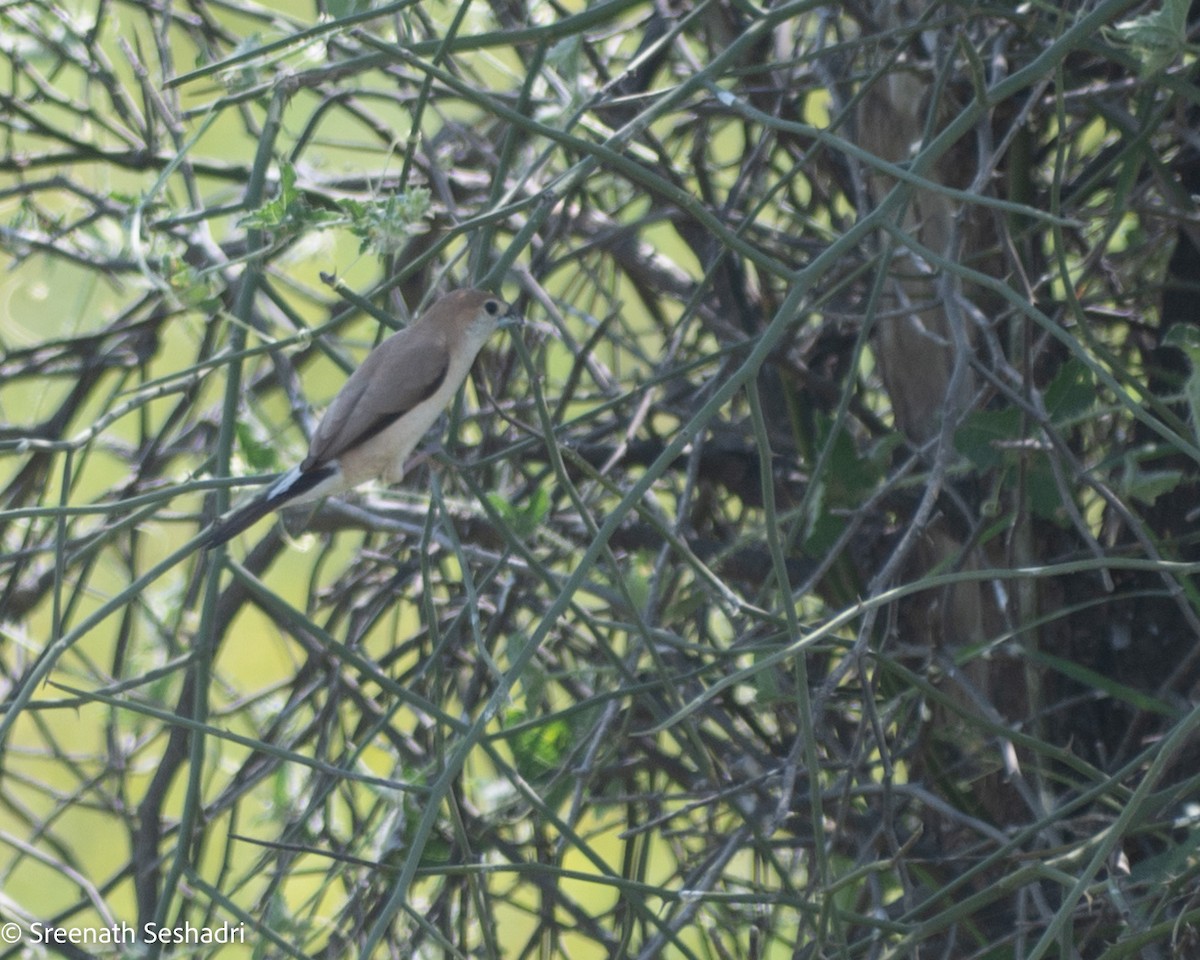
2, 0, 1197, 957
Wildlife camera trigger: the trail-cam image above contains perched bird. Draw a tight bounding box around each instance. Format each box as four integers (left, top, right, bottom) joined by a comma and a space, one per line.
203, 288, 515, 548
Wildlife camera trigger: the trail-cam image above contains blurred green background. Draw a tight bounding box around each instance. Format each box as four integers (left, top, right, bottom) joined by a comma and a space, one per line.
3, 0, 1200, 958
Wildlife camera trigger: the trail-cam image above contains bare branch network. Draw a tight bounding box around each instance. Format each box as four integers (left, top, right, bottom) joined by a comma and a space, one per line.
1, 1, 1198, 958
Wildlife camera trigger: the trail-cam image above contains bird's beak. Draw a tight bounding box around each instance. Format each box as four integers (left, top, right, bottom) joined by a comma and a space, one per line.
498, 310, 523, 330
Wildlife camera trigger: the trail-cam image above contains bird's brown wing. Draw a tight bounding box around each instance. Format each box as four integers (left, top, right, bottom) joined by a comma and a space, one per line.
301, 325, 450, 471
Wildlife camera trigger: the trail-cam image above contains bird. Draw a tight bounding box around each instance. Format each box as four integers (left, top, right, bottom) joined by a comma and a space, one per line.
202, 288, 516, 548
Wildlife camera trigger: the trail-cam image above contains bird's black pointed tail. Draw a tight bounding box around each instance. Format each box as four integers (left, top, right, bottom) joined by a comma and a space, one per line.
201, 464, 338, 549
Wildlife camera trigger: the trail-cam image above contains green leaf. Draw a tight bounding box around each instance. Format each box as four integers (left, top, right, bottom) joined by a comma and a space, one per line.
1163, 324, 1200, 364
1044, 358, 1095, 422
238, 161, 298, 230
523, 486, 551, 528
954, 407, 1021, 471
1121, 459, 1185, 506
238, 161, 341, 236
954, 406, 1068, 523
547, 35, 582, 75
802, 509, 845, 558
161, 254, 220, 307
340, 188, 432, 255
1026, 458, 1066, 522
1164, 324, 1200, 439
487, 485, 551, 538
1107, 0, 1191, 76
506, 708, 572, 781
485, 491, 517, 524
235, 420, 280, 472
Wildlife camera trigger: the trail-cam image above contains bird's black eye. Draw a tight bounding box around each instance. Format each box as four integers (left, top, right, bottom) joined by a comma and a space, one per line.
484, 300, 502, 316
